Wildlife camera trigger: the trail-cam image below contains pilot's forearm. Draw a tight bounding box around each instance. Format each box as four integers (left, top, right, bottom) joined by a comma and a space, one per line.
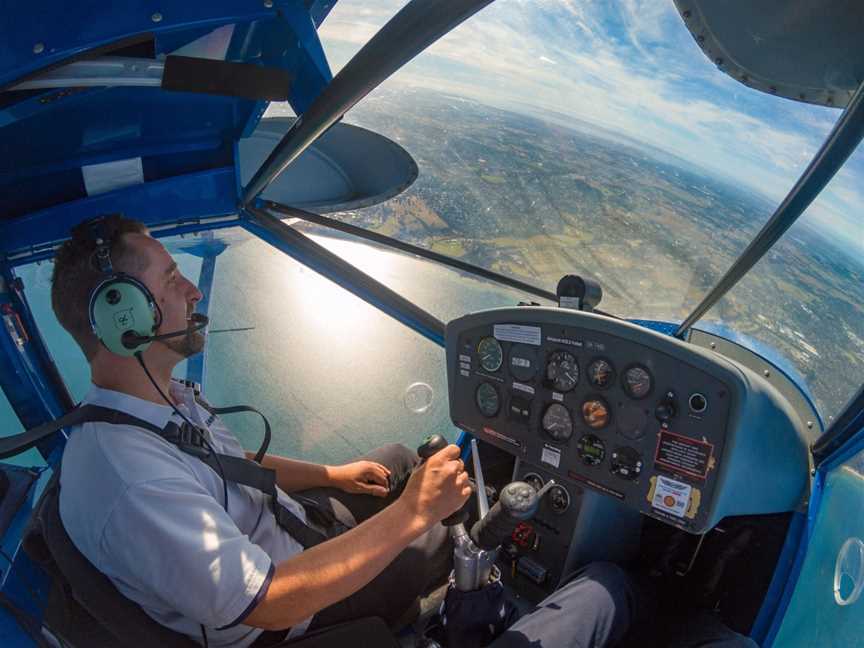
249, 453, 336, 492
244, 498, 429, 630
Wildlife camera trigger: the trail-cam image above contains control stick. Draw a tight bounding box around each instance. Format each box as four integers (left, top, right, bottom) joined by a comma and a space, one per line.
417, 434, 471, 526
470, 481, 542, 550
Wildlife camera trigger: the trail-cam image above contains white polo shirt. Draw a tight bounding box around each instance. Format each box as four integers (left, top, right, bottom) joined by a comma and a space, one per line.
59, 381, 314, 646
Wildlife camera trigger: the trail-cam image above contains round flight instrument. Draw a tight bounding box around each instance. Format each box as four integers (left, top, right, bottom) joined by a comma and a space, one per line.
623, 365, 653, 399
577, 434, 606, 466
542, 403, 573, 441
581, 397, 611, 429
610, 446, 643, 480
523, 472, 544, 492
545, 351, 579, 392
475, 382, 500, 417
477, 336, 503, 372
548, 485, 571, 514
587, 358, 615, 389
509, 344, 538, 381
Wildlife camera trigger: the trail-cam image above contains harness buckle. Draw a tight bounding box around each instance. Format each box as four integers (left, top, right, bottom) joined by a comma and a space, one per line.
163, 421, 210, 458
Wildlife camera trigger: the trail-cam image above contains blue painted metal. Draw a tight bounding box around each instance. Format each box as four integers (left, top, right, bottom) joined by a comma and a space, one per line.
0, 1, 277, 87
0, 168, 239, 260
0, 467, 52, 631
0, 262, 71, 460
750, 511, 807, 644
761, 396, 864, 645
627, 318, 681, 337
812, 387, 864, 465
185, 239, 228, 386
226, 5, 332, 134
308, 0, 340, 28
1, 0, 336, 222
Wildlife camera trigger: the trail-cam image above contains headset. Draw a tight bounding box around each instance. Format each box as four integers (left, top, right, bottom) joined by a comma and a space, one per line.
85, 215, 208, 356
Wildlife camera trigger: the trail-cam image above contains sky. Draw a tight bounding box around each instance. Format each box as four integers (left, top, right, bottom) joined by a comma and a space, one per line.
317, 0, 862, 252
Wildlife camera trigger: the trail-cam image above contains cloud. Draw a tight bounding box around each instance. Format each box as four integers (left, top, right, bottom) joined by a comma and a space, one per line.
318, 0, 860, 250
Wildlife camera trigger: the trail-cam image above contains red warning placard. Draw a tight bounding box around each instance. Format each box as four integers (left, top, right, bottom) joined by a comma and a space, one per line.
654, 430, 713, 480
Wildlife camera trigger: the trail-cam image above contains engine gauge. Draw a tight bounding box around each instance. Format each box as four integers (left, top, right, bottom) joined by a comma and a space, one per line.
547, 485, 571, 514
509, 344, 538, 381
475, 382, 500, 417
610, 446, 643, 480
545, 351, 579, 392
577, 434, 606, 466
623, 365, 653, 399
581, 397, 611, 429
587, 358, 615, 389
523, 472, 544, 492
477, 336, 503, 372
542, 403, 573, 442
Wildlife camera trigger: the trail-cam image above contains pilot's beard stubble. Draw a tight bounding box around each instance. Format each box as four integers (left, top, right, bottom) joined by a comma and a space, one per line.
161, 328, 206, 357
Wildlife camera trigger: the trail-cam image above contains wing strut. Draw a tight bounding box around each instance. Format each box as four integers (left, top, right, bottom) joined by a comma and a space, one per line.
241, 0, 493, 205
674, 79, 864, 339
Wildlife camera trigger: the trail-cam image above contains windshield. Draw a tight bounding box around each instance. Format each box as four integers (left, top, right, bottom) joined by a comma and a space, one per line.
265, 0, 863, 422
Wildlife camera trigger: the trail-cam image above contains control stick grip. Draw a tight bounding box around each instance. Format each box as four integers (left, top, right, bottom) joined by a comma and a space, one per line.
470, 481, 539, 550
416, 434, 470, 526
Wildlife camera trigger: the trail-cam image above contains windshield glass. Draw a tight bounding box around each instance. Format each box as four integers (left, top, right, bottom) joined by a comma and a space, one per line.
266, 0, 863, 422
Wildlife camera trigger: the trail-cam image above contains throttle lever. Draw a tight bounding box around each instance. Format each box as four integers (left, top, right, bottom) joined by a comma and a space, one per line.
417, 434, 471, 526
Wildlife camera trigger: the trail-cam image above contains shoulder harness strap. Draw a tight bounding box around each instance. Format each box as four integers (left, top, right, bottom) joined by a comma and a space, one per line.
1, 404, 326, 548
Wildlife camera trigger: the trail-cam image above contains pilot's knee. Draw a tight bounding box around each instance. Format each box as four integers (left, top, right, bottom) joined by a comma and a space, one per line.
575, 561, 632, 593
372, 443, 419, 477
560, 561, 635, 616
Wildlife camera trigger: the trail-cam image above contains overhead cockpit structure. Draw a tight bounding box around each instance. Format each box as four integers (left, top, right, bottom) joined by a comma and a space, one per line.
0, 1, 862, 646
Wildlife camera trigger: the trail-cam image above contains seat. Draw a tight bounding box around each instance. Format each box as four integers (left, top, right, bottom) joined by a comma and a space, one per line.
23, 472, 398, 647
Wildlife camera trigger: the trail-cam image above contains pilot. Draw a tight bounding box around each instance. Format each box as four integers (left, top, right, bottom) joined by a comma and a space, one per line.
50, 215, 749, 647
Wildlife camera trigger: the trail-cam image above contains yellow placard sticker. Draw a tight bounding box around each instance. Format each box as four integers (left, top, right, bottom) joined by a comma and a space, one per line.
647, 475, 702, 519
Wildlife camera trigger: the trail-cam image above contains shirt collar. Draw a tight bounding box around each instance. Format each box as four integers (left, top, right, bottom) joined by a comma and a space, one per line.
82, 380, 194, 430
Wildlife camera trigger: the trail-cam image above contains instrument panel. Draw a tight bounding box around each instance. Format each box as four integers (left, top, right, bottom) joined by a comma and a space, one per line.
446, 307, 809, 534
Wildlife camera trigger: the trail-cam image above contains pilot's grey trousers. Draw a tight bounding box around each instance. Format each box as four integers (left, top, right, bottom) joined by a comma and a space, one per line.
300, 443, 453, 631
281, 443, 756, 648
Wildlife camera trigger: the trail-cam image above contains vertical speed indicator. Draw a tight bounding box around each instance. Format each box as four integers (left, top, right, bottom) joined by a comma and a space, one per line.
477, 337, 503, 372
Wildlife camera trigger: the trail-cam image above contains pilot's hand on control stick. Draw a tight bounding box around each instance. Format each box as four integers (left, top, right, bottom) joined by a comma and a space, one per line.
399, 444, 472, 528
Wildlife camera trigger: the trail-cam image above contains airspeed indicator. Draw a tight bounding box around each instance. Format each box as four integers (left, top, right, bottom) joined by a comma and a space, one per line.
477, 337, 503, 372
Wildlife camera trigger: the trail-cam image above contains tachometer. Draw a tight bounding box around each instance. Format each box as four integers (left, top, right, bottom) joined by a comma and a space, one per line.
541, 403, 573, 441
581, 397, 611, 429
623, 365, 652, 399
475, 382, 500, 417
587, 358, 614, 389
477, 336, 503, 372
545, 351, 579, 392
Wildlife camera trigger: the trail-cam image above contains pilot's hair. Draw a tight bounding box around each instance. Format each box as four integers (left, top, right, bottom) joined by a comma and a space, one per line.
51, 215, 150, 361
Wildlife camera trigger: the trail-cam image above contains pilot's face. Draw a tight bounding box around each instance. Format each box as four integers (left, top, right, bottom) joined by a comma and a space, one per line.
132, 234, 205, 358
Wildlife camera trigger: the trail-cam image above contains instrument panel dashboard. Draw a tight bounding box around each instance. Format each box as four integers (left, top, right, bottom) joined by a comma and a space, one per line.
446, 307, 810, 534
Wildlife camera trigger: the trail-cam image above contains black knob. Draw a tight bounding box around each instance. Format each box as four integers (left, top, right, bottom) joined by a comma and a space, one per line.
418, 434, 448, 460
655, 391, 677, 423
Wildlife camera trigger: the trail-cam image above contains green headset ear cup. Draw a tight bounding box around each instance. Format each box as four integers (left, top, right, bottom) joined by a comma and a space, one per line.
89, 275, 158, 357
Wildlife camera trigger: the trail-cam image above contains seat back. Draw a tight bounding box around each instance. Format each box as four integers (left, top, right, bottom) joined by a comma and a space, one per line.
23, 472, 197, 647
23, 472, 400, 647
